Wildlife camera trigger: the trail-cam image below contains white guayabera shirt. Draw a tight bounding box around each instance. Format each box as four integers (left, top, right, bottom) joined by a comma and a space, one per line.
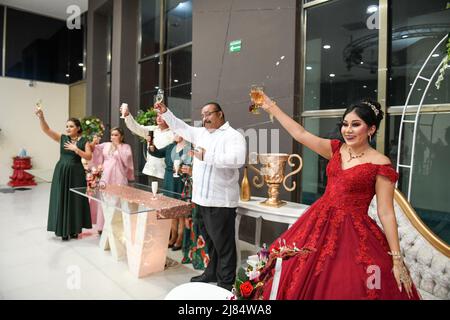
162, 109, 246, 208
124, 114, 173, 179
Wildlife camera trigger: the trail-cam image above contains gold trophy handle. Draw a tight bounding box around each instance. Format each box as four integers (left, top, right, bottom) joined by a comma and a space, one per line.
283, 154, 303, 192
247, 164, 264, 188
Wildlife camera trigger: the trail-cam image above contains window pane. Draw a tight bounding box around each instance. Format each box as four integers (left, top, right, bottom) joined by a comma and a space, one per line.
5, 8, 72, 83
67, 13, 86, 83
139, 58, 160, 109
389, 0, 450, 106
165, 0, 192, 50
301, 117, 342, 204
388, 114, 450, 245
164, 46, 192, 118
141, 0, 161, 58
305, 0, 379, 110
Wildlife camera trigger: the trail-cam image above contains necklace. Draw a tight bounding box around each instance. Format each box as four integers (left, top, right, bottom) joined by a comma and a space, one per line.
70, 136, 80, 143
347, 147, 366, 162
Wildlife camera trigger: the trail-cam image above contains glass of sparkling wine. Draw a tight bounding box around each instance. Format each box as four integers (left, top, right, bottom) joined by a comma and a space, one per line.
250, 85, 264, 114
151, 181, 158, 199
36, 99, 43, 110
173, 160, 181, 178
120, 103, 128, 119
155, 89, 164, 104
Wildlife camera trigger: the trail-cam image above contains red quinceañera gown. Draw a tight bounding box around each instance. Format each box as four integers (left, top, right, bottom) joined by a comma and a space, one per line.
258, 139, 420, 300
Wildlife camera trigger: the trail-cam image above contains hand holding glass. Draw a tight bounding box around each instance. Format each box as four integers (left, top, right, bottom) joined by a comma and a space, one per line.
120, 103, 128, 119
154, 89, 164, 104
250, 85, 265, 114
173, 160, 181, 177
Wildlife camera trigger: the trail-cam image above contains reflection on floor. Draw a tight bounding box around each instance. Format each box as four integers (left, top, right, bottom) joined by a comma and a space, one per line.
0, 183, 255, 300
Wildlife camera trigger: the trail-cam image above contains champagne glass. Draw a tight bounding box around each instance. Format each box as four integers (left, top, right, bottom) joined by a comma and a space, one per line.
173, 159, 181, 178
120, 103, 128, 119
36, 99, 43, 110
155, 89, 164, 104
151, 181, 158, 199
250, 85, 264, 115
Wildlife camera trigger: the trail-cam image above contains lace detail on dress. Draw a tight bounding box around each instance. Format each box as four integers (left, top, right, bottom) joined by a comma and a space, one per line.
376, 165, 399, 184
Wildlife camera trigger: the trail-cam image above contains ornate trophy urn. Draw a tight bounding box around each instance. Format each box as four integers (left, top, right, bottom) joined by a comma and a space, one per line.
248, 153, 302, 208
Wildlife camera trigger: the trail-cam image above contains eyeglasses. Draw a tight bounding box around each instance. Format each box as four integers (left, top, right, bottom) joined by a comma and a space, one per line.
200, 110, 220, 118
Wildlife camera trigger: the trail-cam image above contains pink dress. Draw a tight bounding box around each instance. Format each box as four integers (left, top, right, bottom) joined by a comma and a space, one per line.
89, 143, 134, 230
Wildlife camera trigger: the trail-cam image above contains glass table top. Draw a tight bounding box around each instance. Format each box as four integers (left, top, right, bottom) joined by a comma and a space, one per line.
70, 182, 191, 217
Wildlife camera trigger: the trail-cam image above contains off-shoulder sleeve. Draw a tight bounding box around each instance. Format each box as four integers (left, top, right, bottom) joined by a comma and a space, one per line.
330, 139, 342, 154
377, 165, 399, 184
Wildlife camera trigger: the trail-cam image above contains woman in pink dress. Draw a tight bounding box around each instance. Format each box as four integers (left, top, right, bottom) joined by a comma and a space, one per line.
90, 127, 134, 233
251, 95, 420, 300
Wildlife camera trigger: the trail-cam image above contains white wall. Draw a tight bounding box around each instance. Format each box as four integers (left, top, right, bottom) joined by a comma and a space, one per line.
0, 77, 69, 185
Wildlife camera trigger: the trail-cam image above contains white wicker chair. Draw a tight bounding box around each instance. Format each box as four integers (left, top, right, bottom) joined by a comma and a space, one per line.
368, 189, 450, 300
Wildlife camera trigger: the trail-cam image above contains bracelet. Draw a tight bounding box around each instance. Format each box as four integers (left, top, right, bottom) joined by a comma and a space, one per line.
388, 251, 403, 260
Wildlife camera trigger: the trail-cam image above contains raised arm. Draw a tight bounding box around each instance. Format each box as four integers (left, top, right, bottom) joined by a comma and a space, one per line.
35, 107, 61, 143
156, 103, 202, 144
261, 94, 332, 160
123, 113, 157, 139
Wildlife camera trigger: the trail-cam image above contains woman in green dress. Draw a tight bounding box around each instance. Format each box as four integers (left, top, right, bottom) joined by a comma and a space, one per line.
35, 107, 92, 241
148, 134, 192, 250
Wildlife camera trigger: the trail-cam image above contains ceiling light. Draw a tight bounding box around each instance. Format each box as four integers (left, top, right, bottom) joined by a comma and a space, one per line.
329, 73, 335, 77
174, 79, 179, 83
432, 53, 440, 58
366, 5, 378, 14
306, 66, 312, 70
78, 63, 84, 67
323, 45, 331, 50
402, 35, 408, 39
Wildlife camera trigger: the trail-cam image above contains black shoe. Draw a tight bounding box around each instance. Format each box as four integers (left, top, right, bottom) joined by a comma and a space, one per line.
62, 236, 69, 241
190, 273, 217, 283
70, 233, 78, 239
218, 283, 233, 291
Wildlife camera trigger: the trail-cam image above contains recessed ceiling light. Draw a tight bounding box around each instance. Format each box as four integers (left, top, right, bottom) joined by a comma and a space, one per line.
363, 85, 367, 88
78, 63, 84, 67
323, 45, 331, 50
280, 56, 285, 60
65, 74, 70, 78
360, 61, 364, 65
276, 61, 280, 66
306, 66, 312, 70
174, 79, 179, 83
366, 5, 378, 14
329, 73, 335, 77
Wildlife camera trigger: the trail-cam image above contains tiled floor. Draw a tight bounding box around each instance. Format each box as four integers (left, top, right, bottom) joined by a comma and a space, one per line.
0, 183, 255, 300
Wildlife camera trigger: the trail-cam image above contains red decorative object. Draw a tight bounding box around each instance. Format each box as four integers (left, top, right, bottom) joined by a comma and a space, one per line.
8, 157, 37, 187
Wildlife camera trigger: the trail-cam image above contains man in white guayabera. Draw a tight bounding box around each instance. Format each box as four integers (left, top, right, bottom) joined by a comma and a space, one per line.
154, 101, 246, 292
120, 104, 173, 184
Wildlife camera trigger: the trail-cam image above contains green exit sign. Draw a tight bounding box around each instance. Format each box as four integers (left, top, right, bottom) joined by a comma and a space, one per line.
229, 40, 242, 53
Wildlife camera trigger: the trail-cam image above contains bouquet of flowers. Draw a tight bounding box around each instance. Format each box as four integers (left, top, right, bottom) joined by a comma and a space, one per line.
86, 165, 104, 191
232, 244, 269, 300
232, 240, 317, 300
81, 116, 105, 142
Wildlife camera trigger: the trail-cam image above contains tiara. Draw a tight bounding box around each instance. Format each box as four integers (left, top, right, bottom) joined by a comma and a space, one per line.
363, 101, 379, 116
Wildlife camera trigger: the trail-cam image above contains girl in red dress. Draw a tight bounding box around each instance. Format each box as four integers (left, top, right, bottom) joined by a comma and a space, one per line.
254, 94, 420, 300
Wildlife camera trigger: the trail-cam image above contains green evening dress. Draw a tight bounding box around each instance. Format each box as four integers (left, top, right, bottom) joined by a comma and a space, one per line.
47, 135, 92, 237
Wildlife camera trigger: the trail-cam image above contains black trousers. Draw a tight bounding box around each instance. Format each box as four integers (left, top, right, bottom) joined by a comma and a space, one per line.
198, 205, 237, 286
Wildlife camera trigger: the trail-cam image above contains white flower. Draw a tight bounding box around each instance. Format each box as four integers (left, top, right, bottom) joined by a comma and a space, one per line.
246, 270, 260, 281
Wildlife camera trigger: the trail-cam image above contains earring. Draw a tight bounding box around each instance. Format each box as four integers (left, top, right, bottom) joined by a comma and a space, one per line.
369, 134, 372, 143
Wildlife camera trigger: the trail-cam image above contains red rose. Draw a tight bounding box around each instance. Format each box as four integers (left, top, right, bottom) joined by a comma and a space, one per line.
240, 281, 254, 298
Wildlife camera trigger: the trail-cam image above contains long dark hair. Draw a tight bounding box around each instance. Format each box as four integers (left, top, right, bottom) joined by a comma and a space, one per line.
340, 99, 384, 136
67, 117, 82, 134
